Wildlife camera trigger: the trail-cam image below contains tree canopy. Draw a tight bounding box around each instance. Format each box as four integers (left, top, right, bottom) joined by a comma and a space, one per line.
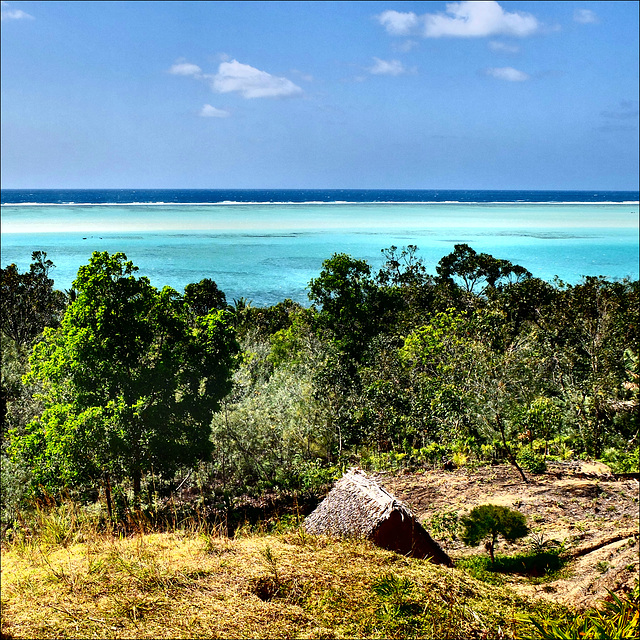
10, 252, 239, 498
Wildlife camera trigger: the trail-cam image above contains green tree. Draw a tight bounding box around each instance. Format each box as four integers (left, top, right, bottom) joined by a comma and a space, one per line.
183, 278, 227, 317
436, 244, 531, 298
1, 252, 65, 439
10, 252, 238, 507
461, 504, 529, 563
535, 277, 638, 456
0, 251, 66, 346
308, 253, 378, 360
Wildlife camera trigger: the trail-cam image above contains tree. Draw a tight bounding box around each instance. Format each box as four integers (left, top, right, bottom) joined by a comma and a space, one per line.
436, 244, 531, 298
184, 278, 227, 317
10, 252, 239, 507
461, 504, 529, 563
375, 245, 436, 332
399, 307, 546, 482
534, 277, 638, 456
1, 252, 65, 439
308, 253, 378, 360
0, 251, 66, 346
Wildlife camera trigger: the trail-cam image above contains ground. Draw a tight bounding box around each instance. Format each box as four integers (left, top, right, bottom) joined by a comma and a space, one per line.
375, 462, 639, 609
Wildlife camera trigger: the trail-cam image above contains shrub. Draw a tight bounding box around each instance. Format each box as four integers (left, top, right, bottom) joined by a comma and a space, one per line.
600, 447, 640, 474
461, 504, 529, 563
517, 446, 547, 474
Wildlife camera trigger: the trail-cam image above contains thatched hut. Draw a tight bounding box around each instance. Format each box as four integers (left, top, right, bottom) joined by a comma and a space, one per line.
304, 468, 453, 566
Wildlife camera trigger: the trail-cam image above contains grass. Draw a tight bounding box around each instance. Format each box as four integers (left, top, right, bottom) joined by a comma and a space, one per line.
1, 521, 565, 639
456, 549, 569, 586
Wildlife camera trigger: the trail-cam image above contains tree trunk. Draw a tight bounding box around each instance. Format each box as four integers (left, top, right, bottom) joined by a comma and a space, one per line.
104, 471, 113, 522
496, 413, 529, 484
133, 469, 141, 498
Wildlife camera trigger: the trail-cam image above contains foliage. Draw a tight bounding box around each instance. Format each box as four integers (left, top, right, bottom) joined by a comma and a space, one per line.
9, 251, 239, 499
209, 330, 332, 493
600, 446, 640, 474
458, 548, 566, 585
3, 243, 638, 505
428, 509, 460, 541
517, 446, 548, 474
1, 253, 65, 439
461, 504, 529, 562
520, 582, 639, 639
0, 251, 66, 346
436, 243, 531, 297
183, 278, 227, 316
0, 452, 32, 537
308, 252, 378, 360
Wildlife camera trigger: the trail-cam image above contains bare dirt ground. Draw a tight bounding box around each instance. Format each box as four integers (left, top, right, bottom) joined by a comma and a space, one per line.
375, 462, 639, 610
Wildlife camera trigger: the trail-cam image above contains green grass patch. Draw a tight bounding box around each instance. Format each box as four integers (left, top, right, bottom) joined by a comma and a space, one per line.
457, 549, 568, 585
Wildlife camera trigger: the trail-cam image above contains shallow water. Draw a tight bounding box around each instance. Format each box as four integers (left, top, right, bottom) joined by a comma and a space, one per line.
2, 200, 638, 306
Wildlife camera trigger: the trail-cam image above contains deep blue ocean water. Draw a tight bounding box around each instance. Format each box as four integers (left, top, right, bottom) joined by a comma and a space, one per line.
2, 189, 638, 305
2, 188, 638, 205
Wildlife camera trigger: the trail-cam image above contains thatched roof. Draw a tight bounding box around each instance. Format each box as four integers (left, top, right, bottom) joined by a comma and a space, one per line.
304, 468, 453, 565
305, 468, 411, 538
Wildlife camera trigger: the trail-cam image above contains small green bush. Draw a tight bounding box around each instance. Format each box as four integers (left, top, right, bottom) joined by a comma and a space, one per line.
461, 504, 529, 562
600, 447, 640, 474
517, 446, 547, 474
428, 509, 460, 541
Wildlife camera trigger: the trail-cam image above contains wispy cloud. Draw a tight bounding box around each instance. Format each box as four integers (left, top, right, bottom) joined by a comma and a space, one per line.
488, 40, 520, 54
377, 2, 540, 38
199, 104, 230, 118
168, 58, 303, 100
211, 60, 303, 99
168, 61, 203, 77
392, 39, 419, 53
485, 66, 530, 82
1, 1, 34, 21
573, 9, 599, 25
368, 57, 412, 76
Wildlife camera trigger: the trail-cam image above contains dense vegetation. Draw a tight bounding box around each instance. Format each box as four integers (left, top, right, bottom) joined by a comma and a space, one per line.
1, 245, 638, 529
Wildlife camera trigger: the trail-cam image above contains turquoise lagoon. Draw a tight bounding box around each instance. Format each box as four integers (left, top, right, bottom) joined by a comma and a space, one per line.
1, 201, 638, 306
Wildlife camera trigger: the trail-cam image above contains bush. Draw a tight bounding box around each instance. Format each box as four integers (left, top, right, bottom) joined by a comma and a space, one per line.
461, 504, 529, 563
600, 447, 639, 474
0, 452, 32, 538
517, 446, 547, 474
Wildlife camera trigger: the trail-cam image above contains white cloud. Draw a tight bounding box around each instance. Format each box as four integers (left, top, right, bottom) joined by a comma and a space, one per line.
1, 1, 34, 21
485, 66, 530, 81
199, 104, 230, 118
377, 9, 420, 36
377, 2, 539, 38
211, 60, 303, 98
369, 57, 409, 76
574, 9, 599, 24
489, 40, 520, 54
168, 61, 203, 77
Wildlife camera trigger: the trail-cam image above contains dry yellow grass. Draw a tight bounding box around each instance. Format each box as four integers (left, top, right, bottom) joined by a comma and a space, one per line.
1, 526, 558, 639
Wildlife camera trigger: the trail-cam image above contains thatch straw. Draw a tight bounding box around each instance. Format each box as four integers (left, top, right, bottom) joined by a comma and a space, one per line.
304, 468, 453, 565
305, 468, 411, 537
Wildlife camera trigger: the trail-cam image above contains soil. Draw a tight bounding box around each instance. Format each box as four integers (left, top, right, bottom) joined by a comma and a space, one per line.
374, 461, 639, 610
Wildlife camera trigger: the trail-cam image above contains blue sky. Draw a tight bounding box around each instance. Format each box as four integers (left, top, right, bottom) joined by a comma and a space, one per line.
1, 1, 638, 190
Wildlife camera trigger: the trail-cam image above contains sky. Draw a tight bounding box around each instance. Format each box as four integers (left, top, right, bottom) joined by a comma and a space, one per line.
1, 1, 638, 190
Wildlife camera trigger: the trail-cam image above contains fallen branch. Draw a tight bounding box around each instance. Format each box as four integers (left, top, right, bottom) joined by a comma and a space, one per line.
569, 529, 638, 559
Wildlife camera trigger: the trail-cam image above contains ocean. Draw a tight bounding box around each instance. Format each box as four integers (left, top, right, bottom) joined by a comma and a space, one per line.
1, 189, 638, 306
